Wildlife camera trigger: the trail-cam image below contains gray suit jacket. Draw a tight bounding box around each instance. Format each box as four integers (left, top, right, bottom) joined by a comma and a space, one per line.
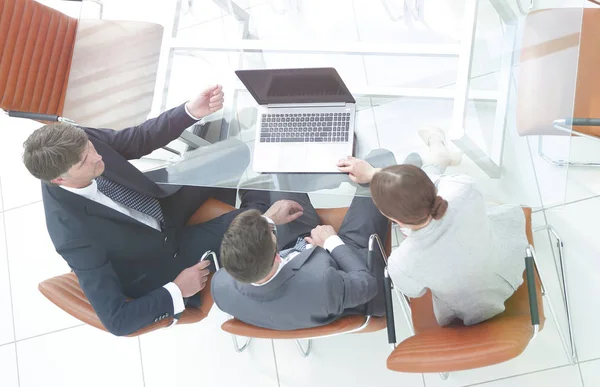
211, 244, 379, 330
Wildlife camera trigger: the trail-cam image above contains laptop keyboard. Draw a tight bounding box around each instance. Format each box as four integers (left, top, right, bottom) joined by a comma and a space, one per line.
259, 112, 351, 143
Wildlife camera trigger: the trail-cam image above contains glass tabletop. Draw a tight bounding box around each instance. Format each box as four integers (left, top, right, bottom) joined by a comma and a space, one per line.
146, 89, 399, 197
143, 0, 587, 202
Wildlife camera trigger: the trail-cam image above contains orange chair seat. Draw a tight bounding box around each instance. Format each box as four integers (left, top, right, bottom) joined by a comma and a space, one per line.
387, 208, 544, 373
39, 198, 391, 337
387, 315, 533, 372
38, 199, 223, 337
204, 199, 391, 340
222, 315, 386, 340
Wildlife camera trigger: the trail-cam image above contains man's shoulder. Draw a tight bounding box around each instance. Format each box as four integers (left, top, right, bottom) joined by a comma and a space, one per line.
211, 270, 239, 300
41, 184, 90, 242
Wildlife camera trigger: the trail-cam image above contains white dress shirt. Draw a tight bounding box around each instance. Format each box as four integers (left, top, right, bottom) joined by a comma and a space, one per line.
251, 217, 345, 286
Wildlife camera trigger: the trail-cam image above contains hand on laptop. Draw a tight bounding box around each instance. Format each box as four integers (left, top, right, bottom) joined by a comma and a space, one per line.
264, 200, 304, 225
336, 156, 381, 184
305, 225, 337, 248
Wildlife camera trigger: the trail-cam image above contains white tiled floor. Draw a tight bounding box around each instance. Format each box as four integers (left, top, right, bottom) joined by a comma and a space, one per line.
140, 308, 278, 387
472, 365, 584, 387
3, 203, 79, 340
0, 343, 19, 387
0, 211, 15, 346
541, 197, 600, 363
580, 359, 600, 387
0, 114, 44, 210
1, 0, 600, 386
17, 325, 143, 387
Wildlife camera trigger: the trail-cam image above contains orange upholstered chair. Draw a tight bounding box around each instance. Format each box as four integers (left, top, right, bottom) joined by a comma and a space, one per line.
38, 199, 224, 337
193, 199, 391, 357
0, 0, 163, 129
517, 7, 600, 166
381, 208, 576, 379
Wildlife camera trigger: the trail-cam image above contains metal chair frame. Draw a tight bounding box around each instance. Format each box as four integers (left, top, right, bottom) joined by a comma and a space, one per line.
221, 231, 384, 357
537, 119, 600, 167
372, 224, 577, 381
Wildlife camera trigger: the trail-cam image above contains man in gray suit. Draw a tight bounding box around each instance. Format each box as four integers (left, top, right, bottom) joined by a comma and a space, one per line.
211, 182, 389, 330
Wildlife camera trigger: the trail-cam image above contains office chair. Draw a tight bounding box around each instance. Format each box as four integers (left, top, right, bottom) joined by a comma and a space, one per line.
517, 7, 600, 167
191, 199, 390, 357
36, 198, 237, 336
377, 208, 576, 380
0, 0, 164, 130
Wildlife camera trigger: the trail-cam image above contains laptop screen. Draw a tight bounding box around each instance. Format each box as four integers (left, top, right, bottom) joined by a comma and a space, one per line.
235, 68, 356, 105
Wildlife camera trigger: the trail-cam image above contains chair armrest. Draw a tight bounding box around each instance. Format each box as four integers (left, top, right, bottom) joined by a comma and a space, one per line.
368, 233, 396, 346
365, 245, 375, 316
6, 111, 59, 122
383, 268, 396, 346
365, 233, 388, 316
525, 247, 540, 332
552, 118, 600, 140
565, 118, 600, 126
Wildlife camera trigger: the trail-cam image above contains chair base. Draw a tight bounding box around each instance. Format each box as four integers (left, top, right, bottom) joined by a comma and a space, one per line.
231, 334, 252, 353
295, 339, 312, 357
538, 126, 600, 167
531, 226, 578, 364
386, 217, 578, 372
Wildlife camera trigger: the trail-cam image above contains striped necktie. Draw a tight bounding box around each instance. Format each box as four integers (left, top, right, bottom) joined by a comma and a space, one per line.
96, 176, 164, 224
279, 237, 309, 259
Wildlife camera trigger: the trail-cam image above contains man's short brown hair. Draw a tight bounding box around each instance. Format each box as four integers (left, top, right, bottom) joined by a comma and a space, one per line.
22, 122, 88, 182
220, 209, 276, 283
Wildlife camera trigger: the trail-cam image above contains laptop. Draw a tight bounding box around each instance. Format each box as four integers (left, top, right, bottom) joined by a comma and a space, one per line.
235, 67, 356, 173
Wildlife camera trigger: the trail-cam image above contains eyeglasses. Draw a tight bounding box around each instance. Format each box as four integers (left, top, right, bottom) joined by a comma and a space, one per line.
262, 215, 278, 258
262, 215, 278, 237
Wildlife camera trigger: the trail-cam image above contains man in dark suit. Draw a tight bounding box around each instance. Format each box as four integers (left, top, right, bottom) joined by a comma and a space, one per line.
211, 179, 390, 330
22, 85, 259, 336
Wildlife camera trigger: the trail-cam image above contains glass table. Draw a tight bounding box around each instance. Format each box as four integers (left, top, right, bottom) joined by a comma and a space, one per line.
145, 91, 402, 196
141, 0, 588, 204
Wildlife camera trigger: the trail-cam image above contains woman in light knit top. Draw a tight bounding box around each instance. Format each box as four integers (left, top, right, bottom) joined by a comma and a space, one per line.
337, 127, 527, 326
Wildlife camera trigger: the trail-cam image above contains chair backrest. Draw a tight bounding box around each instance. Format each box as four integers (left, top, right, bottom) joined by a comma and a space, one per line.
38, 271, 212, 337
517, 8, 600, 137
387, 208, 545, 372
409, 208, 543, 333
60, 19, 163, 129
37, 199, 223, 337
197, 199, 391, 339
0, 0, 163, 130
0, 0, 78, 116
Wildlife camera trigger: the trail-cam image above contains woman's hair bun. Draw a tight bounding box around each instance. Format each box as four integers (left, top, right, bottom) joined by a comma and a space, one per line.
430, 196, 448, 220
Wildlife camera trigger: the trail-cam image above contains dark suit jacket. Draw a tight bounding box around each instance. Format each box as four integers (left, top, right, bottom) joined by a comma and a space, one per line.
211, 244, 379, 330
43, 104, 198, 336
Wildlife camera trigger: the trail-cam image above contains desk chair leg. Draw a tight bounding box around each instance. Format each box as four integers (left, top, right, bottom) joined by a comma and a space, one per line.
230, 334, 252, 353
439, 372, 449, 380
538, 125, 600, 167
295, 339, 312, 357
530, 225, 578, 364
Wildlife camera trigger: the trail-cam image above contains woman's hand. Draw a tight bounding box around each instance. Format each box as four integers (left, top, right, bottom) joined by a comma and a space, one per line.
336, 156, 381, 184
